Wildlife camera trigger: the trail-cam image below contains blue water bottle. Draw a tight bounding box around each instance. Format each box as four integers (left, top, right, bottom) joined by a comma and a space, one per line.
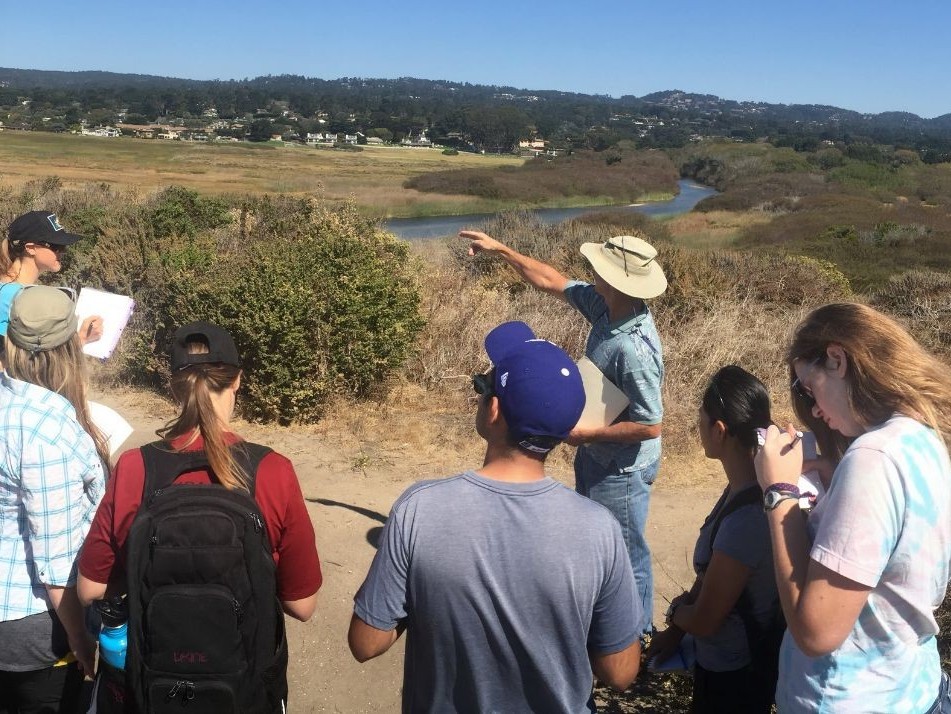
96, 595, 128, 670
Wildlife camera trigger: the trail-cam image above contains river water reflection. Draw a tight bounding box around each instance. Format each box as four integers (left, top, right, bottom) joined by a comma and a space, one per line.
384, 179, 718, 240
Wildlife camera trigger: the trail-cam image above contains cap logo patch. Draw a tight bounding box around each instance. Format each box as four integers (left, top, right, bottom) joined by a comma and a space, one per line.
500, 371, 509, 388
46, 214, 64, 232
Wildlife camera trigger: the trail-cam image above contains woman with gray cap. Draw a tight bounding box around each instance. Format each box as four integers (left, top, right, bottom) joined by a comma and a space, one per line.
0, 210, 102, 345
0, 285, 107, 711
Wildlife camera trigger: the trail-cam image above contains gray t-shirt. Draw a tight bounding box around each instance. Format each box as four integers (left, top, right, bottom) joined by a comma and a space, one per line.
692, 485, 780, 672
354, 471, 641, 714
0, 610, 68, 671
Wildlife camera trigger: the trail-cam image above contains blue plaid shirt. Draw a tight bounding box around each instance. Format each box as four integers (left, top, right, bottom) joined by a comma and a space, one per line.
564, 281, 664, 471
0, 373, 105, 622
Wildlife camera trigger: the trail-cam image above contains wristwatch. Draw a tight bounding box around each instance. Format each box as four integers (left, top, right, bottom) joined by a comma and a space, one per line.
763, 483, 800, 511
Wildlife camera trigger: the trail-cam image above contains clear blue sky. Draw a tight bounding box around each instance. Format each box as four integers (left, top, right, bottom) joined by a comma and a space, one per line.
2, 0, 948, 118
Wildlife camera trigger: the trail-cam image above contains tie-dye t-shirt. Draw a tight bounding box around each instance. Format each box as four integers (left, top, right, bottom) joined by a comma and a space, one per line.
777, 415, 951, 713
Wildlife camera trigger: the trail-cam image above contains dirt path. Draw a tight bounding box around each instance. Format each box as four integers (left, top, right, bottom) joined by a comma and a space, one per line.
93, 388, 722, 713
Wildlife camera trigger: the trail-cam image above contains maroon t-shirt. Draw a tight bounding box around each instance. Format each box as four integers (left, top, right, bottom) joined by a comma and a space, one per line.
79, 434, 322, 601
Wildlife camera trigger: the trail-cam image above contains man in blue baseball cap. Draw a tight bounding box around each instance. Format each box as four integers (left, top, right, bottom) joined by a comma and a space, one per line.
461, 229, 666, 643
349, 321, 642, 712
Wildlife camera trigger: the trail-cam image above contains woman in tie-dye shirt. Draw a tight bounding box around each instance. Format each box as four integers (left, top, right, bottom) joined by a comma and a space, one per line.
755, 303, 951, 714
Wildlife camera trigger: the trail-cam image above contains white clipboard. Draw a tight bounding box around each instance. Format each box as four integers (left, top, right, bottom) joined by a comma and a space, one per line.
75, 287, 135, 360
575, 356, 629, 429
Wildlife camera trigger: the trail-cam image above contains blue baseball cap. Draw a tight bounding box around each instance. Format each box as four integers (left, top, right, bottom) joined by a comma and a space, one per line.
484, 321, 586, 453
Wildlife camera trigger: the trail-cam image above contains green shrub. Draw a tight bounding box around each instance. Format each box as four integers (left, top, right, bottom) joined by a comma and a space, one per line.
146, 186, 232, 240
442, 148, 459, 156
126, 197, 424, 424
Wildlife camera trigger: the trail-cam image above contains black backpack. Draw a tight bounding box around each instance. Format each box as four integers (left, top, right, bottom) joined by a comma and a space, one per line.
122, 440, 289, 713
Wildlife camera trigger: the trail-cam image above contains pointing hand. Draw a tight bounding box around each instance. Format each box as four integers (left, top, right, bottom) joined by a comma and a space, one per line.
459, 230, 506, 256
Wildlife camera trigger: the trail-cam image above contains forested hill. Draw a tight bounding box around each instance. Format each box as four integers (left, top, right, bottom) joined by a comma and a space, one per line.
2, 68, 950, 158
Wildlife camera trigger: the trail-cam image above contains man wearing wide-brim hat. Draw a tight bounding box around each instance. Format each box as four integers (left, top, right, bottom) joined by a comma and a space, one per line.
460, 229, 666, 640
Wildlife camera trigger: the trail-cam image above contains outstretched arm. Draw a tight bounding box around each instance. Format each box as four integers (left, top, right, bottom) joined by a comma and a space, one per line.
459, 230, 569, 299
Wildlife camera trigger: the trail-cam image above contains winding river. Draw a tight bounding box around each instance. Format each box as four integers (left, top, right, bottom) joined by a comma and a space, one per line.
384, 179, 718, 240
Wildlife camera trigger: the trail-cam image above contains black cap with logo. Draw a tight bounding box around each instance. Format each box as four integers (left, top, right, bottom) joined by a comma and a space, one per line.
7, 211, 83, 247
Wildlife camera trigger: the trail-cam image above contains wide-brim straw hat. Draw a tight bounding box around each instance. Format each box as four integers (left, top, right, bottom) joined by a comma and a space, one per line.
579, 235, 668, 299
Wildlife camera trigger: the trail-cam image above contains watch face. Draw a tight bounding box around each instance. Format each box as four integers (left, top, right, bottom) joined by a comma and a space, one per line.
765, 490, 795, 509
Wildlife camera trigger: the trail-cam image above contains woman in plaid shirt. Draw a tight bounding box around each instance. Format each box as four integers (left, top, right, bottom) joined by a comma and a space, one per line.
0, 286, 106, 713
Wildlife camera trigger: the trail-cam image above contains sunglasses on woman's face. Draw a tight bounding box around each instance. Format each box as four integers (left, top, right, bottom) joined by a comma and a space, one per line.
790, 376, 816, 409
34, 242, 66, 254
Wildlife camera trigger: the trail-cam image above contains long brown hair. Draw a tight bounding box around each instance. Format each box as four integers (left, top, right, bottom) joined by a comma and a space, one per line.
158, 340, 248, 491
4, 333, 110, 466
788, 302, 951, 462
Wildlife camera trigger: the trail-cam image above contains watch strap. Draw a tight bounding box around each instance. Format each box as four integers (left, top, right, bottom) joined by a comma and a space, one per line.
764, 483, 800, 497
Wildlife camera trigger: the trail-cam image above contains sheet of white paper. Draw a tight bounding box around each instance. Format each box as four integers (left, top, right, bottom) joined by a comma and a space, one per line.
575, 356, 630, 430
75, 287, 135, 360
88, 400, 134, 458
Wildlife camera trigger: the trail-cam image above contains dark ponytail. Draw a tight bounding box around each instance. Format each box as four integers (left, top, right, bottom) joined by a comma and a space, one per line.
701, 365, 772, 451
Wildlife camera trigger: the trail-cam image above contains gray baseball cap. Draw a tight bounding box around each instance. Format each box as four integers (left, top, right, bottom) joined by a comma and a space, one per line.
7, 285, 78, 352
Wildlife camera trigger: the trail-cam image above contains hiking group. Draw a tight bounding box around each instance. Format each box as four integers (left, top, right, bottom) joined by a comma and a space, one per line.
1, 211, 950, 714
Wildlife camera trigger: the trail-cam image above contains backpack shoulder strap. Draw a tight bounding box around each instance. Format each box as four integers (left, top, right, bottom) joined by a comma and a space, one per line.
230, 441, 273, 499
139, 440, 273, 502
707, 485, 763, 563
705, 484, 784, 668
140, 440, 211, 501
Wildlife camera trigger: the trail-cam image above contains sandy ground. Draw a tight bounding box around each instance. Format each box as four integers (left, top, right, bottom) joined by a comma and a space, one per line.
92, 387, 723, 713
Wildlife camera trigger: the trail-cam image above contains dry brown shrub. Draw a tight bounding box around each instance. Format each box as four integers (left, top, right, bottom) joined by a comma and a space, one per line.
406, 223, 849, 458
447, 211, 673, 289
655, 298, 807, 449
698, 171, 828, 213
656, 246, 851, 315
406, 149, 679, 204
869, 270, 951, 358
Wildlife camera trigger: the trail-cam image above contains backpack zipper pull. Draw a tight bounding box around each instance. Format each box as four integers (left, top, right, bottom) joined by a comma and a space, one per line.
250, 512, 264, 533
233, 598, 244, 622
184, 681, 196, 703
166, 680, 184, 700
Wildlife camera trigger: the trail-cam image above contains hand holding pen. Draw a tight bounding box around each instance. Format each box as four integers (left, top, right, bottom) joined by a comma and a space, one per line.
754, 424, 805, 491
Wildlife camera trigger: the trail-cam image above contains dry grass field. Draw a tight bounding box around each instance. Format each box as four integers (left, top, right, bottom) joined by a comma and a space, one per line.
0, 131, 524, 217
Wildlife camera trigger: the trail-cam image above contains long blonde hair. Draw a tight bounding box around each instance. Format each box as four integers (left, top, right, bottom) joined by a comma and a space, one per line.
158, 341, 248, 491
4, 333, 110, 466
788, 302, 951, 461
0, 238, 27, 282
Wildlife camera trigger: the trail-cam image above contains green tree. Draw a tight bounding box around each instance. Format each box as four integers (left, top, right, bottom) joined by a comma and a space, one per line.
248, 118, 273, 142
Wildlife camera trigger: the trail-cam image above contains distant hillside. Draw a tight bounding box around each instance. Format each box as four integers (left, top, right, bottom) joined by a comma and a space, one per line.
1, 68, 949, 158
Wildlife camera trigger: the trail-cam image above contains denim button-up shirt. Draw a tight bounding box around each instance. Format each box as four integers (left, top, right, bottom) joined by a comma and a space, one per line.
564, 281, 664, 471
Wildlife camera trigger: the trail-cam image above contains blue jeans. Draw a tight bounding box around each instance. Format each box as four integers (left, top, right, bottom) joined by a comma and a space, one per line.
575, 448, 658, 637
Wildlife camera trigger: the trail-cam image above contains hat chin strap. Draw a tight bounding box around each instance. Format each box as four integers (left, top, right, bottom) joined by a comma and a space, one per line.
605, 241, 654, 276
